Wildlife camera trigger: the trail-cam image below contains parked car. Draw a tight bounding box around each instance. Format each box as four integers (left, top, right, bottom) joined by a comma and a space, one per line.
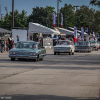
98, 41, 100, 49
75, 41, 92, 52
9, 41, 46, 61
54, 40, 75, 55
89, 40, 98, 51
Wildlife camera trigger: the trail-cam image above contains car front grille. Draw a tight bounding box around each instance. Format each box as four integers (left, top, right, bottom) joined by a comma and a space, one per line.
15, 51, 30, 55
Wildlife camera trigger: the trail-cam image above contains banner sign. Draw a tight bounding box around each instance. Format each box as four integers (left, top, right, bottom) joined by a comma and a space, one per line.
61, 13, 63, 27
81, 25, 84, 38
74, 26, 77, 38
53, 12, 56, 27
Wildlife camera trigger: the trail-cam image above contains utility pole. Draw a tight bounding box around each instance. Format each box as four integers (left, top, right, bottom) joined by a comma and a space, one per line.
57, 0, 62, 27
0, 4, 1, 20
12, 0, 14, 29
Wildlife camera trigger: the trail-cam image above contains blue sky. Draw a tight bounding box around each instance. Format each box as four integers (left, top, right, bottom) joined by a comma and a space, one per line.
0, 0, 100, 16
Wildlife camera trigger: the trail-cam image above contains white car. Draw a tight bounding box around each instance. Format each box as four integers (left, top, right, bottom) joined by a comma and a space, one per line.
54, 40, 75, 55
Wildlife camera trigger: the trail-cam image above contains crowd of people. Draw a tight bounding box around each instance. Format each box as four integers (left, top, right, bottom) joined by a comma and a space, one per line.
0, 35, 15, 53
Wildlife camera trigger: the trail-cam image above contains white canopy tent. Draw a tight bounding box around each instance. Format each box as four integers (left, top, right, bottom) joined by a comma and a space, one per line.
28, 22, 60, 41
29, 22, 60, 34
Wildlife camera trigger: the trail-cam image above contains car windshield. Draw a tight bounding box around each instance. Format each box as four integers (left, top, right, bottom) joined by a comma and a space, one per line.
58, 41, 72, 45
77, 41, 89, 46
16, 42, 38, 49
90, 41, 97, 43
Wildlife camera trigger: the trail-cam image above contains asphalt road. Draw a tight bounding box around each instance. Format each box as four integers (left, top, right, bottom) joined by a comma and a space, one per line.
0, 49, 100, 100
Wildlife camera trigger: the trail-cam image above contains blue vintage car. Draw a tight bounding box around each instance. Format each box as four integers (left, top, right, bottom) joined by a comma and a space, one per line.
9, 41, 46, 61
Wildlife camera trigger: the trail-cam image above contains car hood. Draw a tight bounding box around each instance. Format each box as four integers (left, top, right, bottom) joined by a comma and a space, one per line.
9, 48, 37, 52
54, 45, 72, 47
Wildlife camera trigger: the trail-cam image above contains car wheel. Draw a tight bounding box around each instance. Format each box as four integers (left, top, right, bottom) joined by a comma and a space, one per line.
18, 58, 22, 61
40, 55, 43, 60
11, 58, 15, 61
54, 52, 56, 55
58, 53, 60, 55
72, 52, 74, 55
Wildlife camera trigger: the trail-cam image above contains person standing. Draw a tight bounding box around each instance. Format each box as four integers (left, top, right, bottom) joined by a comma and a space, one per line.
11, 38, 15, 48
0, 38, 4, 53
6, 39, 9, 52
8, 35, 12, 50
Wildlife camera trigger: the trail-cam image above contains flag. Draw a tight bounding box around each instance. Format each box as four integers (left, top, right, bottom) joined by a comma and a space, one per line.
93, 32, 95, 37
61, 13, 63, 27
53, 12, 56, 27
81, 25, 84, 38
74, 26, 77, 38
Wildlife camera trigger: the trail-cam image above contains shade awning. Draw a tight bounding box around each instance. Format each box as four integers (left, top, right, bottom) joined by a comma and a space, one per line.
29, 22, 60, 35
0, 28, 12, 33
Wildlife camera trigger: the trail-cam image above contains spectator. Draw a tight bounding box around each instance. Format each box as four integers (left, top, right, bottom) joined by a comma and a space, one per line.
11, 38, 15, 48
8, 35, 12, 50
73, 36, 77, 45
6, 39, 9, 52
0, 38, 4, 53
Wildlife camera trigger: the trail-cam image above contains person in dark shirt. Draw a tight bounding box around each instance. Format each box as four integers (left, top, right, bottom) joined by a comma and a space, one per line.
0, 38, 4, 53
8, 35, 12, 50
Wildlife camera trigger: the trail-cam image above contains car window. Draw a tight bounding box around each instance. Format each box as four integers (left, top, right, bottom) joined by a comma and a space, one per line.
58, 41, 71, 45
16, 42, 37, 49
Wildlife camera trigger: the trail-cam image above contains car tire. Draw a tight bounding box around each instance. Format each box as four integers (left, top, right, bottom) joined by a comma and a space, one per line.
18, 58, 22, 61
40, 55, 43, 60
58, 53, 60, 55
72, 52, 74, 55
11, 58, 15, 61
54, 52, 56, 55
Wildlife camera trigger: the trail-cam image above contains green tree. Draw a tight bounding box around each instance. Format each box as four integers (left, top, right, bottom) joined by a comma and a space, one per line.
90, 0, 100, 7
28, 6, 55, 28
60, 4, 75, 28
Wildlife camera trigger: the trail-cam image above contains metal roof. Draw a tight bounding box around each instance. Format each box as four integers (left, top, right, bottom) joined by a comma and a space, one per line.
0, 28, 12, 33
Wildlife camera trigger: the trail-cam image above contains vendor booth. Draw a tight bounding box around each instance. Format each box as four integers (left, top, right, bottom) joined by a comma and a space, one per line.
28, 22, 60, 48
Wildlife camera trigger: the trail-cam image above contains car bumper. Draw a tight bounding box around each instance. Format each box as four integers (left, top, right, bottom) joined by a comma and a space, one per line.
75, 49, 91, 52
9, 55, 37, 59
54, 50, 71, 53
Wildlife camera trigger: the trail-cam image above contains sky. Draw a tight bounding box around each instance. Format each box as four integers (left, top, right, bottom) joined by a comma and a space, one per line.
0, 0, 100, 17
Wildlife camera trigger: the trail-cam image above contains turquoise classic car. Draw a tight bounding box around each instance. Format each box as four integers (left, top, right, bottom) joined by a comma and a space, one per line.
9, 41, 46, 61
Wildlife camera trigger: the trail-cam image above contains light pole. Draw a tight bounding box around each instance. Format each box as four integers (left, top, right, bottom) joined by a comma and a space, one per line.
12, 0, 14, 29
73, 6, 80, 13
57, 0, 62, 27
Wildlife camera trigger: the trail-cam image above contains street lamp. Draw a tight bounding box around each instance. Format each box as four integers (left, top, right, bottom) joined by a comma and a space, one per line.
57, 0, 62, 27
73, 6, 80, 13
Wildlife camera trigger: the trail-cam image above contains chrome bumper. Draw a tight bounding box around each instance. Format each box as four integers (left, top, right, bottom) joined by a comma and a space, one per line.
9, 55, 37, 59
54, 50, 71, 53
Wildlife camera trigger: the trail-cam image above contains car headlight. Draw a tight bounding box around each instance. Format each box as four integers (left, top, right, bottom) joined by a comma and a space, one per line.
13, 51, 15, 55
9, 51, 13, 55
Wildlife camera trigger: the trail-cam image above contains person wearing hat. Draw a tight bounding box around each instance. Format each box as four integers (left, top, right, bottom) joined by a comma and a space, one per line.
0, 38, 4, 53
